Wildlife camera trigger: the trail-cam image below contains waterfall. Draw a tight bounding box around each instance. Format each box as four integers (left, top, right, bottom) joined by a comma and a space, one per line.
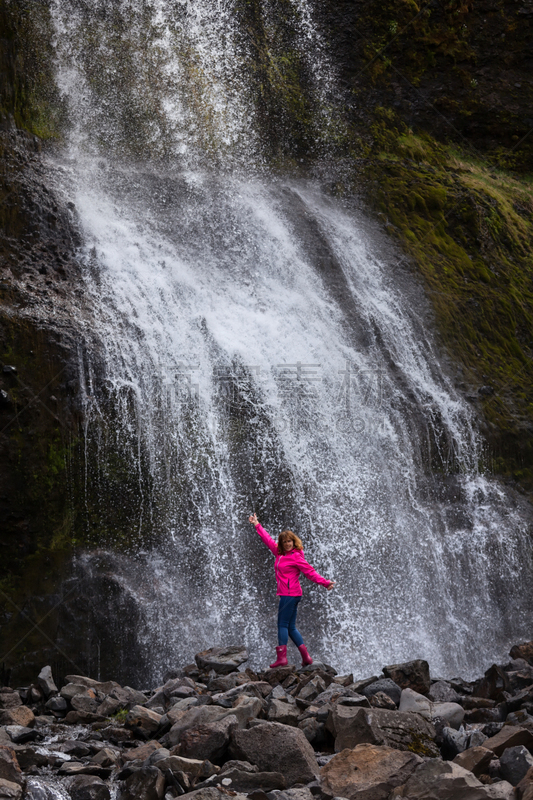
49, 0, 533, 685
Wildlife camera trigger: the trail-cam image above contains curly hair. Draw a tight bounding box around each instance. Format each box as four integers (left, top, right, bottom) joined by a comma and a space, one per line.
277, 529, 303, 555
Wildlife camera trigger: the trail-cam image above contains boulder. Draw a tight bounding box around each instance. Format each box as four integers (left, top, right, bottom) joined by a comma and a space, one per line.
453, 746, 495, 777
320, 744, 422, 800
71, 691, 100, 715
119, 765, 165, 800
298, 718, 324, 744
61, 683, 89, 701
499, 744, 533, 785
327, 705, 439, 756
382, 660, 431, 695
0, 747, 22, 786
164, 703, 256, 748
37, 666, 58, 698
362, 679, 402, 707
439, 726, 469, 758
391, 758, 491, 799
431, 702, 465, 730
178, 714, 238, 761
428, 681, 461, 704
398, 688, 431, 719
68, 775, 111, 800
125, 705, 162, 733
475, 665, 510, 702
44, 696, 68, 714
109, 686, 148, 708
517, 766, 533, 800
0, 707, 35, 728
484, 726, 533, 757
195, 646, 249, 675
510, 642, 533, 666
0, 779, 22, 800
296, 676, 327, 703
230, 721, 319, 785
268, 699, 300, 726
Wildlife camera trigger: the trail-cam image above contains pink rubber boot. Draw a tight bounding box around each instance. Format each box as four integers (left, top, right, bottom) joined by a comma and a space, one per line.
270, 645, 288, 668
298, 644, 313, 666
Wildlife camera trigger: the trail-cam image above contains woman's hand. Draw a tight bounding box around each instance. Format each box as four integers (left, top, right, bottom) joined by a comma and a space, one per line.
326, 581, 336, 590
249, 513, 259, 526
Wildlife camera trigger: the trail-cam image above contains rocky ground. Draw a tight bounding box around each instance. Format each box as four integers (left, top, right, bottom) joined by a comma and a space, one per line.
1, 643, 533, 800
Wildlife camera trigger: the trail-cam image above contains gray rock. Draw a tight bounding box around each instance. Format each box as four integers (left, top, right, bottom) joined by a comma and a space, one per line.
268, 699, 300, 726
499, 744, 533, 785
179, 714, 238, 761
61, 683, 89, 701
109, 686, 148, 708
119, 765, 165, 800
70, 693, 100, 715
214, 768, 286, 792
44, 696, 68, 714
383, 660, 431, 696
230, 720, 319, 785
482, 781, 515, 799
0, 694, 21, 711
298, 718, 323, 744
392, 758, 490, 798
297, 677, 327, 703
431, 701, 465, 730
0, 779, 22, 800
219, 761, 258, 774
327, 705, 439, 756
468, 729, 488, 749
440, 726, 469, 757
195, 646, 249, 674
68, 775, 111, 800
125, 705, 162, 732
362, 679, 401, 707
398, 688, 431, 718
24, 778, 67, 800
36, 666, 57, 698
428, 681, 461, 704
4, 726, 38, 744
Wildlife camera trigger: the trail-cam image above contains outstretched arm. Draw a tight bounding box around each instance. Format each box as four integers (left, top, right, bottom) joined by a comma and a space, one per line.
295, 551, 334, 588
249, 514, 278, 555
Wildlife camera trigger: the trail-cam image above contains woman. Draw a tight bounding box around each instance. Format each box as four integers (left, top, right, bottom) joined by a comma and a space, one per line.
249, 513, 335, 668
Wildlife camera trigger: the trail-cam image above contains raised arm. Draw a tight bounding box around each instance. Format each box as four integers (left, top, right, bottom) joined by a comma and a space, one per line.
249, 514, 278, 555
295, 551, 333, 588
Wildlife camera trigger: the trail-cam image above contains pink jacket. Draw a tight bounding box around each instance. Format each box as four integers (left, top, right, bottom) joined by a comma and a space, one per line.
255, 523, 330, 596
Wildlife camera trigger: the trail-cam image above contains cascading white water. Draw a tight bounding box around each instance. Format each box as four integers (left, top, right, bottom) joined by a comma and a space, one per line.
49, 0, 532, 684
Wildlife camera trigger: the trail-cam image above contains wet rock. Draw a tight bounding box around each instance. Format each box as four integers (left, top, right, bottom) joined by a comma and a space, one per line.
195, 646, 249, 675
119, 765, 165, 800
90, 747, 120, 767
8, 745, 49, 771
44, 696, 68, 715
262, 667, 297, 686
4, 726, 38, 744
0, 779, 22, 799
0, 746, 22, 786
58, 763, 112, 778
178, 714, 238, 761
499, 744, 533, 785
391, 758, 490, 798
362, 679, 401, 707
0, 707, 35, 728
369, 692, 396, 710
327, 705, 439, 756
125, 705, 162, 733
510, 642, 533, 666
68, 775, 111, 800
36, 667, 57, 698
453, 746, 495, 777
382, 660, 431, 696
296, 677, 327, 703
57, 740, 92, 758
484, 725, 533, 756
475, 665, 510, 702
321, 743, 422, 800
428, 681, 461, 704
230, 720, 319, 785
268, 699, 300, 726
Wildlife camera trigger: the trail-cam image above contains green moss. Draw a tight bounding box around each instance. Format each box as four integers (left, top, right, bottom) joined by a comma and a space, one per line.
360, 108, 533, 492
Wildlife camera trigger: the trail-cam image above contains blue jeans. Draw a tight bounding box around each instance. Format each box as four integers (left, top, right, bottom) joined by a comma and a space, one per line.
277, 596, 304, 647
